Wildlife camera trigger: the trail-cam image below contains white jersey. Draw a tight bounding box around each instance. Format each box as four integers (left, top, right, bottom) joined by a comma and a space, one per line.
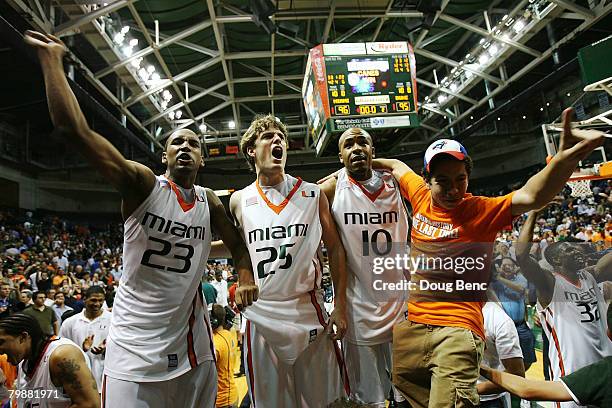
106, 176, 214, 382
16, 338, 86, 408
537, 271, 612, 408
331, 169, 408, 345
478, 302, 523, 403
59, 310, 112, 392
239, 175, 327, 363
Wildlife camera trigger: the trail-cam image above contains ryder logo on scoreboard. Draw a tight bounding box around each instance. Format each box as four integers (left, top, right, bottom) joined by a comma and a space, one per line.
366, 42, 409, 54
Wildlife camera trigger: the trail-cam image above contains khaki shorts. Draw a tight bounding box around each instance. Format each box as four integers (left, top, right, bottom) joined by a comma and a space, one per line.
392, 321, 484, 408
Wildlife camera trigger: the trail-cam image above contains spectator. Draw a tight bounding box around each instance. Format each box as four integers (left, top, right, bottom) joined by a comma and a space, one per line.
477, 301, 525, 408
211, 269, 229, 307
202, 274, 218, 307
492, 257, 537, 370
22, 291, 58, 336
52, 291, 73, 325
60, 286, 111, 394
211, 304, 238, 408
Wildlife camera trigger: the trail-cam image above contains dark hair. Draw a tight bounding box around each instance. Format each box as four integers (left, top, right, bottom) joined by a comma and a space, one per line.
32, 291, 45, 299
422, 154, 473, 183
210, 304, 226, 330
61, 309, 79, 322
0, 313, 49, 373
84, 286, 105, 299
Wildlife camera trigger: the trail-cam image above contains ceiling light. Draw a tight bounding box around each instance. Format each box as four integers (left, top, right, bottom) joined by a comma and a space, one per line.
147, 65, 155, 73
199, 123, 207, 132
138, 68, 149, 81
522, 115, 526, 119
228, 120, 236, 129
162, 90, 172, 100
121, 26, 130, 34
449, 82, 458, 92
175, 110, 182, 119
502, 14, 508, 20
161, 100, 168, 110
121, 46, 133, 57
129, 38, 138, 47
501, 33, 511, 41
566, 92, 571, 97
470, 115, 474, 120
546, 102, 550, 106
497, 117, 501, 121
130, 58, 142, 68
151, 73, 161, 83
488, 44, 499, 56
540, 107, 544, 111
479, 38, 485, 45
478, 54, 489, 65
513, 19, 526, 32
113, 33, 124, 44
437, 94, 447, 104
168, 111, 175, 120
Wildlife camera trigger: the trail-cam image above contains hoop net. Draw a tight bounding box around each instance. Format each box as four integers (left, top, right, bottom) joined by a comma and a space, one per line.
567, 179, 593, 198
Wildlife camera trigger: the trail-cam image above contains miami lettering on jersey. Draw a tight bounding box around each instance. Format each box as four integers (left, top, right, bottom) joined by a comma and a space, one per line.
141, 211, 207, 240
247, 223, 309, 244
412, 213, 458, 239
343, 211, 398, 225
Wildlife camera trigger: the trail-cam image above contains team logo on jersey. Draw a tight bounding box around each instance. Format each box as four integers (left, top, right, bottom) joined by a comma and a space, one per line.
167, 354, 178, 369
245, 196, 258, 207
301, 190, 315, 198
309, 329, 318, 343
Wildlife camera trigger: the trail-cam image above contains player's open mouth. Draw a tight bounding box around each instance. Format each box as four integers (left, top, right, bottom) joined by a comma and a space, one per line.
177, 153, 192, 164
271, 146, 283, 160
351, 154, 366, 164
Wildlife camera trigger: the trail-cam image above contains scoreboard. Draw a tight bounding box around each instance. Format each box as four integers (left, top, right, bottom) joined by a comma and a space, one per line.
302, 41, 419, 156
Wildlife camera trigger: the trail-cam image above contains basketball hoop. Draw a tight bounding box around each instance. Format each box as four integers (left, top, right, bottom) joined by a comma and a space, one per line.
567, 179, 593, 198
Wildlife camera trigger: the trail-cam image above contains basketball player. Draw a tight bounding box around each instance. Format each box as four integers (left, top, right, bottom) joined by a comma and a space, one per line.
24, 31, 258, 407
515, 208, 612, 408
230, 114, 349, 407
480, 303, 612, 407
0, 313, 100, 408
322, 108, 604, 407
319, 128, 409, 407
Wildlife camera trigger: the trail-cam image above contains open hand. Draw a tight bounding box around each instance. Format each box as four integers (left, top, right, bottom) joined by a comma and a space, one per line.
91, 339, 106, 355
24, 30, 67, 62
557, 108, 605, 162
82, 334, 94, 352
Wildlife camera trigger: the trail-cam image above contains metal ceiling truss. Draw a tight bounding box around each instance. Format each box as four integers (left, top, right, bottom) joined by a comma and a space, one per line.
5, 0, 611, 157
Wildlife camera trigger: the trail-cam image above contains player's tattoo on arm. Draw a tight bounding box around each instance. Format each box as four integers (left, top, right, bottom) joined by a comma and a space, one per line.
56, 358, 82, 391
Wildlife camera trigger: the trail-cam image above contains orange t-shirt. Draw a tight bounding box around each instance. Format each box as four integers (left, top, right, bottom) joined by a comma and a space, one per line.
399, 171, 514, 339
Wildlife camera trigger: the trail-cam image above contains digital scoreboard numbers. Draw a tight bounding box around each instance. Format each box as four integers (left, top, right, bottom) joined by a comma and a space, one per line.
302, 42, 419, 156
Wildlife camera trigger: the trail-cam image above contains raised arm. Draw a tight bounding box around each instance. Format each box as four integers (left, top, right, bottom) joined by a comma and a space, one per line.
515, 211, 555, 307
24, 31, 155, 212
512, 108, 604, 215
593, 251, 612, 282
207, 189, 258, 310
480, 366, 571, 402
49, 345, 100, 408
371, 158, 414, 182
319, 191, 348, 340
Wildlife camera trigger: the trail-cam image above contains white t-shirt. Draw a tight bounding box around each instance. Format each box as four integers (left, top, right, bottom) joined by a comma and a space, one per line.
59, 310, 112, 392
211, 279, 229, 307
479, 302, 523, 402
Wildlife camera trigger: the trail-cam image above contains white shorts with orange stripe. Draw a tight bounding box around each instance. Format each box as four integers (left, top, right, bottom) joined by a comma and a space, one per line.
102, 360, 217, 408
244, 320, 348, 407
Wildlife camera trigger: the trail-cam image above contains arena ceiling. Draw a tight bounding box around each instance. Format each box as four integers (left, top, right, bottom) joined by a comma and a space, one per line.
0, 0, 611, 172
